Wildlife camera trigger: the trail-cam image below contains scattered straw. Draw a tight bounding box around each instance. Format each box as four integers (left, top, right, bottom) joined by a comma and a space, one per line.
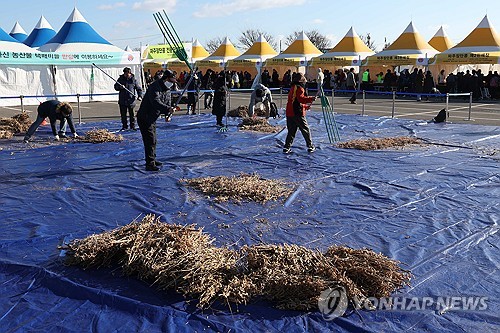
180, 173, 293, 203
62, 214, 411, 311
227, 105, 249, 118
77, 129, 123, 143
0, 130, 13, 139
337, 136, 421, 150
238, 118, 282, 133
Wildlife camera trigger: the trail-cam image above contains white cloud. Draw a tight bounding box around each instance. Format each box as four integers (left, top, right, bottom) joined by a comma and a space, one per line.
312, 18, 324, 24
115, 21, 132, 28
193, 0, 306, 18
133, 0, 176, 12
98, 2, 126, 10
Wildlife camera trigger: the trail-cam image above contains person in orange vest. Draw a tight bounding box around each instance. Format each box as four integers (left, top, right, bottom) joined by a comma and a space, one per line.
283, 72, 317, 154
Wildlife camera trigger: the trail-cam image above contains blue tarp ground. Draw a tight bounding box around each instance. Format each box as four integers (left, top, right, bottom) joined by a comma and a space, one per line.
0, 112, 498, 332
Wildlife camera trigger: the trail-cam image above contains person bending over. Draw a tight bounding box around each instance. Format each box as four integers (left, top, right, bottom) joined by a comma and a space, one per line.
23, 100, 77, 143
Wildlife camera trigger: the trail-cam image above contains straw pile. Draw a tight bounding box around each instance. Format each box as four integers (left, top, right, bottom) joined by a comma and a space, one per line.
180, 173, 293, 203
227, 105, 249, 118
77, 129, 123, 143
337, 136, 421, 150
63, 214, 411, 311
238, 118, 282, 133
0, 113, 31, 139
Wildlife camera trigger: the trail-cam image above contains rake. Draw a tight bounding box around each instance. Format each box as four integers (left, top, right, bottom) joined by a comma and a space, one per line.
319, 86, 340, 143
153, 10, 198, 120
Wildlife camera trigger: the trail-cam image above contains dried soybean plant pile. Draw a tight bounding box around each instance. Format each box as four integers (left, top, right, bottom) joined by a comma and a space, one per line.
76, 129, 123, 143
238, 118, 282, 133
337, 136, 421, 150
63, 214, 411, 311
180, 172, 293, 203
227, 105, 249, 118
0, 113, 31, 139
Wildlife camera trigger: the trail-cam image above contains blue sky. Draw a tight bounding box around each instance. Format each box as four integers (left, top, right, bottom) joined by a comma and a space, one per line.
1, 0, 500, 51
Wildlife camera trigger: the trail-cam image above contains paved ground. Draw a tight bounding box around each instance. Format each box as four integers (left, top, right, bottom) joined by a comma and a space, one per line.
1, 92, 499, 127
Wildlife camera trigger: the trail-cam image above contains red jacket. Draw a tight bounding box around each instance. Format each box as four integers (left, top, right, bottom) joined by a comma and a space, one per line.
286, 84, 315, 117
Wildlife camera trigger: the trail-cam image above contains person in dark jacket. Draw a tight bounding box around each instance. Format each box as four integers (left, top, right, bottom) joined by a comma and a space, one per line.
283, 73, 317, 154
186, 72, 200, 115
23, 100, 77, 142
114, 67, 143, 131
137, 69, 177, 171
211, 73, 227, 127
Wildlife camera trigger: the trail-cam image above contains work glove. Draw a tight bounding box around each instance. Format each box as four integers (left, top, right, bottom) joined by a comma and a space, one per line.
54, 135, 60, 141
73, 133, 79, 138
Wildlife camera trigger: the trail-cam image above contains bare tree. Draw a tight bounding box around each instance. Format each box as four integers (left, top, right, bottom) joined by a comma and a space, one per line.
284, 30, 332, 52
359, 33, 377, 52
205, 36, 226, 53
238, 29, 278, 51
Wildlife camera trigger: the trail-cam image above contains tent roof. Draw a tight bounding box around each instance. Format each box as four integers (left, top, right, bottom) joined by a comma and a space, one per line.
374, 22, 438, 56
23, 16, 57, 48
200, 37, 240, 62
318, 27, 374, 58
9, 22, 27, 42
230, 35, 278, 62
192, 39, 210, 61
442, 15, 500, 53
428, 26, 454, 52
124, 45, 133, 52
39, 7, 124, 52
0, 26, 38, 52
273, 31, 322, 59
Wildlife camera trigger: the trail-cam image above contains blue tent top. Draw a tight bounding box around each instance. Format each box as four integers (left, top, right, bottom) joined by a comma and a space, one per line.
9, 22, 27, 42
42, 7, 111, 46
0, 26, 20, 43
23, 16, 56, 48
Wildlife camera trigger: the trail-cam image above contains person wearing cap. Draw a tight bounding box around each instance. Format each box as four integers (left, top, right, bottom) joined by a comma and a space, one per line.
283, 73, 316, 154
248, 83, 272, 118
114, 67, 143, 131
23, 100, 78, 143
136, 69, 177, 171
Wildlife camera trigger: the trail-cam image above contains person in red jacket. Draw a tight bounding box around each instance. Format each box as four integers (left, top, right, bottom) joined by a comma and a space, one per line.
283, 72, 317, 153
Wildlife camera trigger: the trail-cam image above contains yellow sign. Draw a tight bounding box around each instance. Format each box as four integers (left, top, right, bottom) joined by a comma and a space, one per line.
143, 44, 192, 60
436, 52, 500, 64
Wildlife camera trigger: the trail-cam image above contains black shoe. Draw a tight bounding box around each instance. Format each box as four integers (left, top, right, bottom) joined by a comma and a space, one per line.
154, 161, 163, 166
216, 123, 224, 127
145, 164, 160, 171
130, 126, 137, 131
307, 146, 316, 153
58, 133, 68, 138
283, 147, 291, 154
120, 126, 128, 131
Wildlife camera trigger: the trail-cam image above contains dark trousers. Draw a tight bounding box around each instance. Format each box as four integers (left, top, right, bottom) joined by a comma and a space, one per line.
347, 85, 357, 102
216, 113, 224, 126
138, 119, 156, 166
284, 115, 313, 148
119, 104, 135, 128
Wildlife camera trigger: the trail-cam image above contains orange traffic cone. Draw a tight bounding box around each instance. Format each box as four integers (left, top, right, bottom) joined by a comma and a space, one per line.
41, 118, 48, 126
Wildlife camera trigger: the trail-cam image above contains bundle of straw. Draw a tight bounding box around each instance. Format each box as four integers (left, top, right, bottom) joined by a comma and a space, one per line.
180, 173, 293, 203
63, 215, 411, 311
0, 113, 31, 138
337, 137, 421, 150
227, 105, 249, 118
77, 129, 123, 143
238, 118, 282, 133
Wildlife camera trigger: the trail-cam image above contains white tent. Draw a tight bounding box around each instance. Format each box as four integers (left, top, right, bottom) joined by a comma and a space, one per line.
0, 8, 140, 106
38, 8, 140, 104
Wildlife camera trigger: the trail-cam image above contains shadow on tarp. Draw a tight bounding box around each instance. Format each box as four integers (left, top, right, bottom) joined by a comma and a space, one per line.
0, 112, 498, 332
